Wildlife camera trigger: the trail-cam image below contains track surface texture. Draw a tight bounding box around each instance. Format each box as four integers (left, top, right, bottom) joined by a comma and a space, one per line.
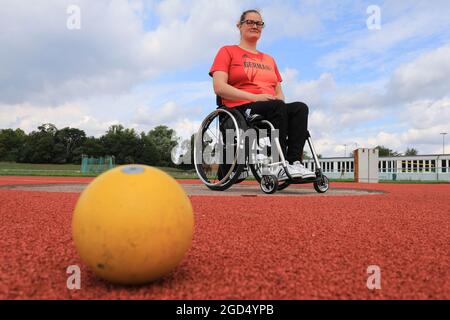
0, 176, 449, 299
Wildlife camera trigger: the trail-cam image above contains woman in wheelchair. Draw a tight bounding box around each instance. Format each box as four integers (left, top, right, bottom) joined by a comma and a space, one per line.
195, 9, 329, 194
208, 9, 315, 181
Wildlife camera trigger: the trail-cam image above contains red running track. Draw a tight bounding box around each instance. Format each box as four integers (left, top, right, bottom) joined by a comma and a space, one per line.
0, 176, 449, 299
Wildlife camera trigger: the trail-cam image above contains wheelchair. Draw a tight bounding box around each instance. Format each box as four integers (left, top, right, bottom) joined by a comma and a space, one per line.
194, 97, 329, 194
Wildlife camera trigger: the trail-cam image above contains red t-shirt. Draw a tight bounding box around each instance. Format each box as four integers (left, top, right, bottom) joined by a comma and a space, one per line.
209, 45, 282, 108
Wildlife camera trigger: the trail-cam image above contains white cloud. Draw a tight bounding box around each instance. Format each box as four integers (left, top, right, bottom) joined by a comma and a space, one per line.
367, 132, 401, 150
259, 3, 322, 41
0, 102, 118, 136
0, 0, 330, 106
318, 1, 450, 71
401, 99, 450, 130
282, 68, 383, 124
385, 45, 450, 103
133, 101, 179, 126
1, 1, 449, 157
172, 118, 202, 140
73, 116, 121, 137
282, 69, 336, 107
0, 0, 153, 104
0, 0, 242, 105
142, 0, 242, 68
281, 44, 450, 155
309, 110, 335, 134
0, 96, 204, 139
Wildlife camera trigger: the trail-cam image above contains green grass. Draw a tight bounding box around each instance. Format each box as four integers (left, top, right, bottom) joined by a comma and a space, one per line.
0, 162, 448, 183
0, 162, 197, 179
0, 162, 84, 176
0, 162, 80, 170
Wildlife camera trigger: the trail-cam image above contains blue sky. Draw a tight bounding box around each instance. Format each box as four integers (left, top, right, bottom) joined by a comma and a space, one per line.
0, 0, 449, 156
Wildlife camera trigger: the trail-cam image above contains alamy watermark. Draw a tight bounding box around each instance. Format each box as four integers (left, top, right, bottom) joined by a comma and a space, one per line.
171, 128, 281, 166
67, 5, 81, 30
366, 265, 381, 290
66, 265, 81, 290
366, 5, 381, 30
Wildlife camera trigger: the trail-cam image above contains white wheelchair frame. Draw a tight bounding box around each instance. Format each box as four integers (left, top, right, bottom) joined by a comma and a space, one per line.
194, 103, 329, 194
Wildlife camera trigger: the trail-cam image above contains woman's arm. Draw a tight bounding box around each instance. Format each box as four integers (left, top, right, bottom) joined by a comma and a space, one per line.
212, 71, 277, 102
274, 82, 285, 101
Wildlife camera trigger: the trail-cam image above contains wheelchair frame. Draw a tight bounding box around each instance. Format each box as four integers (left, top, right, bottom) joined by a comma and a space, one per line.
194, 99, 329, 194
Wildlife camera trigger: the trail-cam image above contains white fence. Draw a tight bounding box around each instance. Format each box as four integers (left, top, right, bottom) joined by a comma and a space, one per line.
304, 155, 450, 182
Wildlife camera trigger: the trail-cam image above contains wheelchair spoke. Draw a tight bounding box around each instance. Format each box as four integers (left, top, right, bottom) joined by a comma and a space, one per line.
206, 127, 219, 144
195, 108, 244, 190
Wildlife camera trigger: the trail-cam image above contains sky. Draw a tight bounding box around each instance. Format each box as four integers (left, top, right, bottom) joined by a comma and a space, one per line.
0, 0, 449, 157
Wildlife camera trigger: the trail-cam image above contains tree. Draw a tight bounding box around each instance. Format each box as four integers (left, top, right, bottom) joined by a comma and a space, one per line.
80, 136, 106, 158
375, 145, 399, 157
137, 132, 159, 165
404, 147, 418, 156
0, 123, 188, 167
0, 128, 26, 161
18, 123, 86, 164
19, 124, 58, 163
100, 124, 141, 164
55, 127, 87, 163
146, 126, 179, 167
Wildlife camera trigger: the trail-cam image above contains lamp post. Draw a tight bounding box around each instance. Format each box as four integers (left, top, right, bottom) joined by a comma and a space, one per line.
344, 144, 347, 157
441, 132, 447, 155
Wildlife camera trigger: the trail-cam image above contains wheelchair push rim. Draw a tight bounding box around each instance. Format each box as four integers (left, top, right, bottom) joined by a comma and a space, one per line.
194, 108, 245, 189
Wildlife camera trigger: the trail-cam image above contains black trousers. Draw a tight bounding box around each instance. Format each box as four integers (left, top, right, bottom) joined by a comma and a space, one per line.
236, 100, 309, 164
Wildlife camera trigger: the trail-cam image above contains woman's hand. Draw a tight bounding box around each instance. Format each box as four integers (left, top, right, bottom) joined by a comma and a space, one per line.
251, 93, 278, 102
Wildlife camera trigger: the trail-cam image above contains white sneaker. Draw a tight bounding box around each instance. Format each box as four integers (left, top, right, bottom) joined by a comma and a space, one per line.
291, 161, 316, 179
275, 162, 316, 181
276, 164, 302, 180
275, 165, 289, 181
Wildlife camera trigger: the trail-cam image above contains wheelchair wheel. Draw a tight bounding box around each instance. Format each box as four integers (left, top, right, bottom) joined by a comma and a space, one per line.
194, 108, 247, 191
249, 163, 290, 191
314, 175, 329, 193
260, 175, 278, 194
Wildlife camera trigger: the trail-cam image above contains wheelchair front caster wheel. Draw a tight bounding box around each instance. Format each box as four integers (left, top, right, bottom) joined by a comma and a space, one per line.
260, 175, 278, 194
314, 175, 329, 193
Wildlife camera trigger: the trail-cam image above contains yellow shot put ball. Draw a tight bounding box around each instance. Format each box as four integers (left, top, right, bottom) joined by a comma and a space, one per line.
72, 165, 194, 285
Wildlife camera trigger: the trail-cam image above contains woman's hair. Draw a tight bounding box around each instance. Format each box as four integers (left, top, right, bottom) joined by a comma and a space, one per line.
239, 9, 261, 24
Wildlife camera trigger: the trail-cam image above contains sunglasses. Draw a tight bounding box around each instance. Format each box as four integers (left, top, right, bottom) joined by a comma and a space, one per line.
240, 19, 265, 28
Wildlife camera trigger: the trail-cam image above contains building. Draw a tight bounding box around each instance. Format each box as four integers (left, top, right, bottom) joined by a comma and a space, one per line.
303, 154, 450, 182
